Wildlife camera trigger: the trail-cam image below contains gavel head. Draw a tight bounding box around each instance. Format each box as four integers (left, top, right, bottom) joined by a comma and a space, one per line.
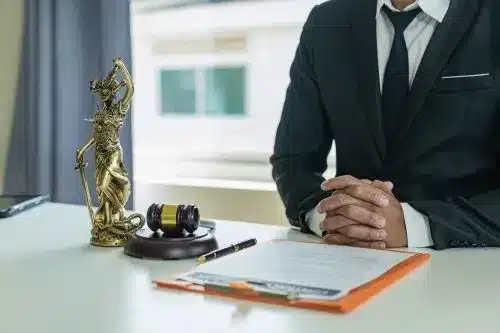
146, 203, 200, 237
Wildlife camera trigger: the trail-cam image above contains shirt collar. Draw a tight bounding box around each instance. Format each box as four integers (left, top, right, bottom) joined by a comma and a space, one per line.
376, 0, 450, 23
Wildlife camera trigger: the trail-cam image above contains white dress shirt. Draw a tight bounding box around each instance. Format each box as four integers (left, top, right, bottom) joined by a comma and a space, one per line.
306, 0, 451, 248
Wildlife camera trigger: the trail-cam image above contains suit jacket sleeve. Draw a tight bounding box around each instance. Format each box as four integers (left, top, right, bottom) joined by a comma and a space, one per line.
270, 6, 334, 233
406, 188, 500, 250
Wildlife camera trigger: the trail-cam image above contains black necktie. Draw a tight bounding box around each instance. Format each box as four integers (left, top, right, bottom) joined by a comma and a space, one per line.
381, 6, 422, 143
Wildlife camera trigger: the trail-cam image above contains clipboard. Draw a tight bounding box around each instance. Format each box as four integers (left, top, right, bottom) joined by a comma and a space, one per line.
154, 241, 430, 314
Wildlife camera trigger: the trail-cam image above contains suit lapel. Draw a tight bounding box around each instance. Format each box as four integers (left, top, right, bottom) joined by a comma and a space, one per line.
350, 0, 386, 163
386, 0, 478, 164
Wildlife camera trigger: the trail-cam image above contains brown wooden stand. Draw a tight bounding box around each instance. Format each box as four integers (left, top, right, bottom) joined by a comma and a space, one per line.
124, 224, 218, 260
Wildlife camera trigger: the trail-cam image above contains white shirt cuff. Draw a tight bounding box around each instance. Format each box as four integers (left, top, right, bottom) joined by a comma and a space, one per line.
401, 202, 434, 248
305, 206, 325, 237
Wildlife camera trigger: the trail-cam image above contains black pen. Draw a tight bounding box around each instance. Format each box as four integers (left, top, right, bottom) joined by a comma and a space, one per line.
198, 238, 257, 263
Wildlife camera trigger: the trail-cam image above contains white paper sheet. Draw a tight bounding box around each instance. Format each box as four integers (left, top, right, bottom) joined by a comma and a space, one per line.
177, 241, 413, 300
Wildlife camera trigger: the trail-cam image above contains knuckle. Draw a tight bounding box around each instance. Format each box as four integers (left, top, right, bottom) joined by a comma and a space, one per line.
334, 193, 348, 206
369, 189, 380, 202
369, 228, 386, 240
368, 211, 379, 223
342, 175, 354, 182
328, 197, 339, 209
341, 175, 359, 186
321, 198, 332, 209
327, 196, 338, 209
370, 213, 385, 227
370, 212, 379, 222
350, 185, 363, 197
319, 198, 330, 211
360, 187, 377, 202
332, 176, 346, 185
368, 229, 378, 239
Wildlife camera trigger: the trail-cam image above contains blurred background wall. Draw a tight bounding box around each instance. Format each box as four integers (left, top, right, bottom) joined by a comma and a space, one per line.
0, 0, 336, 228
130, 0, 335, 226
0, 2, 24, 192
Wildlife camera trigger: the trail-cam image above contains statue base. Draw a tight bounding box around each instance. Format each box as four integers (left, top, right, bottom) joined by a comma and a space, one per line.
91, 237, 128, 247
91, 231, 131, 247
123, 223, 218, 260
90, 213, 146, 247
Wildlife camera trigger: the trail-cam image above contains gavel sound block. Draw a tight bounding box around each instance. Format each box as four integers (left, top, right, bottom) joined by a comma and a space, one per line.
124, 203, 218, 260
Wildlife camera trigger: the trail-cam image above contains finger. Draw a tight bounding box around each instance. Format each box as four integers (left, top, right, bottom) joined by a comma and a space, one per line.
372, 180, 394, 192
336, 205, 386, 228
322, 233, 356, 245
337, 224, 387, 241
320, 175, 364, 191
322, 233, 386, 249
343, 185, 390, 207
361, 179, 393, 191
350, 241, 386, 249
317, 192, 367, 214
320, 214, 358, 232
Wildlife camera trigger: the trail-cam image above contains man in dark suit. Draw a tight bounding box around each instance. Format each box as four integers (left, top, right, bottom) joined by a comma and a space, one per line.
270, 0, 500, 250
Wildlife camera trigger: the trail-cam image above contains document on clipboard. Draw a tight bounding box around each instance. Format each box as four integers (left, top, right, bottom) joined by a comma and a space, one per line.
154, 240, 430, 313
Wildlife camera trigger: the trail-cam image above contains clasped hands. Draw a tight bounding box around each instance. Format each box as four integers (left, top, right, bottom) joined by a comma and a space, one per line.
317, 175, 408, 249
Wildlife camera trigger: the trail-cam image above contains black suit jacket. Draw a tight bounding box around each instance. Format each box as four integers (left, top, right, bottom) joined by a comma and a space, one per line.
270, 0, 500, 249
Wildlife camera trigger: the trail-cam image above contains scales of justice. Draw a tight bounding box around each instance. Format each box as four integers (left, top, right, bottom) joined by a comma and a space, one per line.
75, 57, 217, 258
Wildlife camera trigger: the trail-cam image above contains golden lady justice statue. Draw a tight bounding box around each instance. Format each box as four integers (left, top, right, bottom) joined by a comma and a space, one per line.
75, 57, 145, 247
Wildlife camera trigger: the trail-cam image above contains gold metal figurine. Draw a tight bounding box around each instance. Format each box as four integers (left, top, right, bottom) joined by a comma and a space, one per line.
75, 57, 145, 247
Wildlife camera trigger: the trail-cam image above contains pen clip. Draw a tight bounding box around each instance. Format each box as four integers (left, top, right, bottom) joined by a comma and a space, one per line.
198, 238, 257, 263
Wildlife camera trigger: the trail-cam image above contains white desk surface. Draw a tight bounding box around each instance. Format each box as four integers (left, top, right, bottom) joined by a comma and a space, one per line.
1, 203, 500, 333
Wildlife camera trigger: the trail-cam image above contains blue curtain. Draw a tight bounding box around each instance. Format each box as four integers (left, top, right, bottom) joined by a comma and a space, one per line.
4, 0, 135, 209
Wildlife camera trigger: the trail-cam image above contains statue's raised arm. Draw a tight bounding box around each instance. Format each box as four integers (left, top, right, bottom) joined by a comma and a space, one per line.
113, 57, 134, 108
